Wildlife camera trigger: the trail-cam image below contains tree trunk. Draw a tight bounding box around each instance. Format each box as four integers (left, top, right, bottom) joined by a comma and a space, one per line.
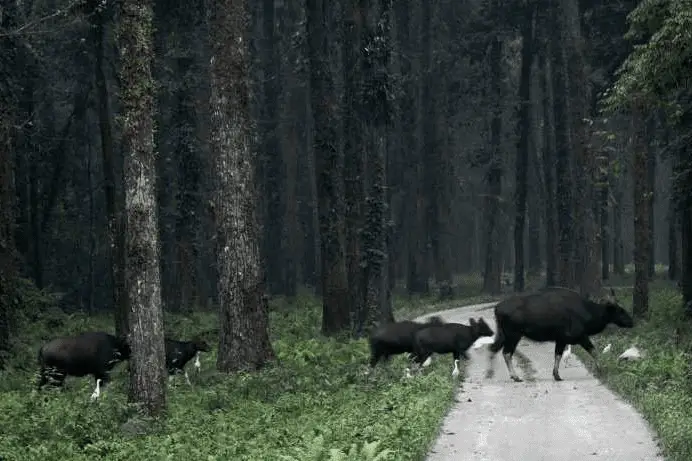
513, 2, 534, 292
342, 0, 366, 333
600, 151, 610, 281
612, 172, 625, 275
482, 34, 503, 295
93, 7, 127, 334
668, 194, 679, 280
632, 108, 650, 318
117, 0, 167, 415
681, 199, 692, 308
208, 0, 275, 370
306, 0, 350, 334
363, 0, 392, 328
646, 116, 656, 278
539, 52, 557, 287
550, 17, 573, 288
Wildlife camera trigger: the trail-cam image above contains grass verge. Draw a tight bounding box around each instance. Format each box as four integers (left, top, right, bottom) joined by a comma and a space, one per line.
0, 290, 485, 461
576, 281, 692, 461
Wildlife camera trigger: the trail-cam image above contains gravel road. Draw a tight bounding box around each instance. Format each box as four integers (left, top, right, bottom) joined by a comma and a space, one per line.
417, 302, 665, 461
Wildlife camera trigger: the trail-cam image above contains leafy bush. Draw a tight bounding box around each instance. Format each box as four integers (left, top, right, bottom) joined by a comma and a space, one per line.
0, 294, 461, 460
578, 284, 692, 461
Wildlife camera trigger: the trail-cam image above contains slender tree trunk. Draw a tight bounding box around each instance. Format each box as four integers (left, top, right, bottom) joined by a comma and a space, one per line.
600, 150, 610, 281
117, 0, 167, 415
208, 0, 275, 370
93, 7, 127, 334
632, 107, 650, 318
539, 53, 557, 287
646, 116, 656, 278
612, 172, 625, 275
306, 0, 350, 334
681, 198, 692, 308
482, 33, 504, 295
668, 193, 679, 280
513, 3, 534, 292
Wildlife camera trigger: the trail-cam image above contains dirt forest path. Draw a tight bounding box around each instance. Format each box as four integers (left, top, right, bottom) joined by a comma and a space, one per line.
417, 302, 664, 461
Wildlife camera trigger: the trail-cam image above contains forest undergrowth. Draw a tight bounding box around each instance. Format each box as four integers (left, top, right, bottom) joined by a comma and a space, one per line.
0, 277, 494, 461
577, 280, 692, 461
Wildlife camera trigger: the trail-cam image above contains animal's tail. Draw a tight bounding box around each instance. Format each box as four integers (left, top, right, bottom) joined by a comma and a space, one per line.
489, 312, 505, 353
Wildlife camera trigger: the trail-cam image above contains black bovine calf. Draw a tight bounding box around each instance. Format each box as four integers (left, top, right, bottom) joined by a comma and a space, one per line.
37, 331, 131, 389
489, 287, 634, 382
368, 316, 445, 367
413, 317, 495, 370
165, 338, 211, 385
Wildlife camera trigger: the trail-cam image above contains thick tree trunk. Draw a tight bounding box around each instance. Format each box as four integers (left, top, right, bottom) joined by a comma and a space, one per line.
682, 200, 692, 308
306, 0, 350, 333
93, 8, 127, 334
208, 0, 275, 370
513, 3, 534, 292
342, 0, 366, 333
117, 0, 167, 415
632, 108, 650, 318
363, 0, 392, 327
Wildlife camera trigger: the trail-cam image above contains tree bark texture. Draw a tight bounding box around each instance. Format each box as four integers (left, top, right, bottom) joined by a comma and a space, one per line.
208, 0, 275, 371
632, 108, 651, 318
539, 52, 558, 286
513, 2, 534, 292
482, 34, 503, 295
306, 0, 351, 334
116, 0, 167, 415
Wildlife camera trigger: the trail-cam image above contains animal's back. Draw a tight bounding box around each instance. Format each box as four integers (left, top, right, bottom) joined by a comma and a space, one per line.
40, 332, 117, 375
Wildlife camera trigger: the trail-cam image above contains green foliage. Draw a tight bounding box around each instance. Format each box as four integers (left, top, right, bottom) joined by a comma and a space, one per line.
604, 0, 692, 112
577, 285, 692, 461
0, 294, 460, 460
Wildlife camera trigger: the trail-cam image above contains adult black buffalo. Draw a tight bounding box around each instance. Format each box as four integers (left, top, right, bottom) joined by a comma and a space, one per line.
37, 331, 131, 389
489, 287, 634, 382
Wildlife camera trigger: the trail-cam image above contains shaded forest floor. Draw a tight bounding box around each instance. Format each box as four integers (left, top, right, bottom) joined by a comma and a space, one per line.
575, 279, 692, 461
0, 276, 497, 461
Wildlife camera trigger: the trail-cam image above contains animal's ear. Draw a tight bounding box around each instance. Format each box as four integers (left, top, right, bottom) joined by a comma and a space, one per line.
469, 318, 477, 326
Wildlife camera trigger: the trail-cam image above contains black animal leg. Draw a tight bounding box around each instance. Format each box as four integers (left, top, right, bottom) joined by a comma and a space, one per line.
577, 337, 600, 372
503, 336, 522, 382
553, 342, 567, 381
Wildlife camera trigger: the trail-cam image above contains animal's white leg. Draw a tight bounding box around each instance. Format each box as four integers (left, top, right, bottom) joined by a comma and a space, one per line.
503, 352, 522, 382
184, 369, 191, 386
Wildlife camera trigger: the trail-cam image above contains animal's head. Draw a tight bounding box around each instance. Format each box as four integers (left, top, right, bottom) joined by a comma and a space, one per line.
603, 288, 634, 328
192, 339, 211, 353
472, 317, 494, 338
114, 335, 132, 360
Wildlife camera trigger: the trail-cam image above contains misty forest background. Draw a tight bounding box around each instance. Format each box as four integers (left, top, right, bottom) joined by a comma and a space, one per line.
1, 0, 692, 415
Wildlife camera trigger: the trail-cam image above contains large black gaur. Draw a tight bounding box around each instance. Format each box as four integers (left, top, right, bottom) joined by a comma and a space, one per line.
488, 287, 634, 382
37, 331, 131, 389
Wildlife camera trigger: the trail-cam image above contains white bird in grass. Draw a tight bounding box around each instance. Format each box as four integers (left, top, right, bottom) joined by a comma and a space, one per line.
602, 343, 612, 354
562, 345, 572, 365
194, 352, 201, 373
422, 356, 432, 367
451, 359, 460, 378
90, 379, 102, 402
403, 367, 413, 379
618, 345, 643, 361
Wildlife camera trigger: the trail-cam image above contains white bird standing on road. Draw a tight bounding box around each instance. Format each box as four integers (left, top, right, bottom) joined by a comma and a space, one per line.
90, 378, 102, 402
602, 343, 612, 354
562, 345, 572, 365
451, 359, 460, 378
